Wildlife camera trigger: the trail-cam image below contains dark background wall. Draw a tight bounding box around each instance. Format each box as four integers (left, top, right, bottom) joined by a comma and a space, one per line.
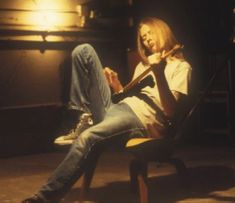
0, 0, 234, 156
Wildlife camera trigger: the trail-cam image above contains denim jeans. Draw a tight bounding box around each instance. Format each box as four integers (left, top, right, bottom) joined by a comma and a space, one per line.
38, 44, 146, 202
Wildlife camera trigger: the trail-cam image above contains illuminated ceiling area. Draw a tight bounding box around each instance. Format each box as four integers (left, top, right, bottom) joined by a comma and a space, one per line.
0, 0, 80, 31
0, 0, 133, 42
0, 0, 132, 30
0, 0, 233, 44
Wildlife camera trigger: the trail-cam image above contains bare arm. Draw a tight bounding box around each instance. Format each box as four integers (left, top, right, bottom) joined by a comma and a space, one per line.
153, 65, 179, 117
148, 53, 180, 117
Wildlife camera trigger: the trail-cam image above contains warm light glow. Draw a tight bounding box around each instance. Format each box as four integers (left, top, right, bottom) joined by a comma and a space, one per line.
32, 11, 58, 30
36, 0, 61, 10
33, 0, 63, 30
24, 0, 78, 30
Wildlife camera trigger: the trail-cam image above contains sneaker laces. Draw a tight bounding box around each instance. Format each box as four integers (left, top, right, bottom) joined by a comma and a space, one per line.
54, 113, 93, 144
74, 113, 93, 136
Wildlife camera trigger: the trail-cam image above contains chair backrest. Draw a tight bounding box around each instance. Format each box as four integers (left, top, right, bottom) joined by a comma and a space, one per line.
173, 57, 230, 140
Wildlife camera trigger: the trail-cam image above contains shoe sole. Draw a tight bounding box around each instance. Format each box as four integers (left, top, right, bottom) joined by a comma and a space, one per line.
54, 140, 73, 145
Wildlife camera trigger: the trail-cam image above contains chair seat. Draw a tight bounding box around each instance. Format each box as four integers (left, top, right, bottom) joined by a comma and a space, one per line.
125, 137, 174, 162
125, 137, 157, 148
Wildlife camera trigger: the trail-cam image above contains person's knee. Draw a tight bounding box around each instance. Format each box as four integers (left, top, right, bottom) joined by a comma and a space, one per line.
74, 130, 99, 151
72, 43, 94, 59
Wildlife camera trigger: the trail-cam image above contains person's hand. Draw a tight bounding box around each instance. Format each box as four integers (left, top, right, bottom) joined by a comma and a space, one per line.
148, 51, 166, 74
148, 50, 167, 64
103, 67, 123, 93
148, 52, 162, 65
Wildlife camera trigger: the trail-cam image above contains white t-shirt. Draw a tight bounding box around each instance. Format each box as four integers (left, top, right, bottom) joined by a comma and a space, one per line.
121, 58, 192, 138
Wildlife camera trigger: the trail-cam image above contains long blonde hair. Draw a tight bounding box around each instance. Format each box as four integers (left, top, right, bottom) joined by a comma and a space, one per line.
137, 17, 184, 64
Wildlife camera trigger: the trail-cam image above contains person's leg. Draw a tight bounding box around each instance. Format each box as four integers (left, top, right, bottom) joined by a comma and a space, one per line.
55, 44, 113, 145
37, 103, 146, 202
69, 43, 112, 123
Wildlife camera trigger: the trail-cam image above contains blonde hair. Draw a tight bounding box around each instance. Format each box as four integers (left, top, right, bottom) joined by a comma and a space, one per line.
137, 17, 184, 64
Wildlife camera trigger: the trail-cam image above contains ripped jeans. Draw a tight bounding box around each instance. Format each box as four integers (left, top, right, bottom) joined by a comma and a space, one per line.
37, 44, 146, 201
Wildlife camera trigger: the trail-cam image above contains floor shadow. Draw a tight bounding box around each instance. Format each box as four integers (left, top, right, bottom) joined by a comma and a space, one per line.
64, 165, 235, 203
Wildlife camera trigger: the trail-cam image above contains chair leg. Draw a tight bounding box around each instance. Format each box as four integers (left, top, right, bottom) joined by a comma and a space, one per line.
137, 173, 148, 203
79, 159, 98, 199
129, 160, 138, 193
129, 159, 148, 203
169, 158, 188, 188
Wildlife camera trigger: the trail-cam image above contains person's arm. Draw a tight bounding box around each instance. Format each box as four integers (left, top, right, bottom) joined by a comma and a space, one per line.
103, 67, 123, 93
148, 54, 180, 117
153, 64, 179, 117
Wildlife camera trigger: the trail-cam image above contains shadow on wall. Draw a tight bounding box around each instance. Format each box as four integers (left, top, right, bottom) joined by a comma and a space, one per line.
59, 56, 72, 105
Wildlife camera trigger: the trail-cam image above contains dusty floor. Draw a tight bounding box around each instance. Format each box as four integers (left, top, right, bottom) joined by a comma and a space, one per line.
1, 146, 235, 203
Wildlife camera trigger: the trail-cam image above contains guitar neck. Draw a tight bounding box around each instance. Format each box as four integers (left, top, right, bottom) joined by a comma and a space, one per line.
123, 66, 153, 92
122, 44, 183, 93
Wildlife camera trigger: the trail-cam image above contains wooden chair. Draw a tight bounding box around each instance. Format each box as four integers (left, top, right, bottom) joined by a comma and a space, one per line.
125, 137, 188, 203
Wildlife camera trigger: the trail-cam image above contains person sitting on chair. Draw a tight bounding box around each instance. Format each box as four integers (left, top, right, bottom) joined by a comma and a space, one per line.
22, 17, 192, 203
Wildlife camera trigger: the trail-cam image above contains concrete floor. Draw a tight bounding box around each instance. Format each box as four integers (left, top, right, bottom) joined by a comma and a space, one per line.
1, 146, 235, 203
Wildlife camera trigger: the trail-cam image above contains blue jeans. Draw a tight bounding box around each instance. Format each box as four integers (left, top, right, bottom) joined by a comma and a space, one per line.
38, 44, 146, 201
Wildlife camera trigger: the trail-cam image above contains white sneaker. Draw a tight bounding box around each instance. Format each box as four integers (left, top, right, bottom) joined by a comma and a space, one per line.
54, 113, 93, 145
